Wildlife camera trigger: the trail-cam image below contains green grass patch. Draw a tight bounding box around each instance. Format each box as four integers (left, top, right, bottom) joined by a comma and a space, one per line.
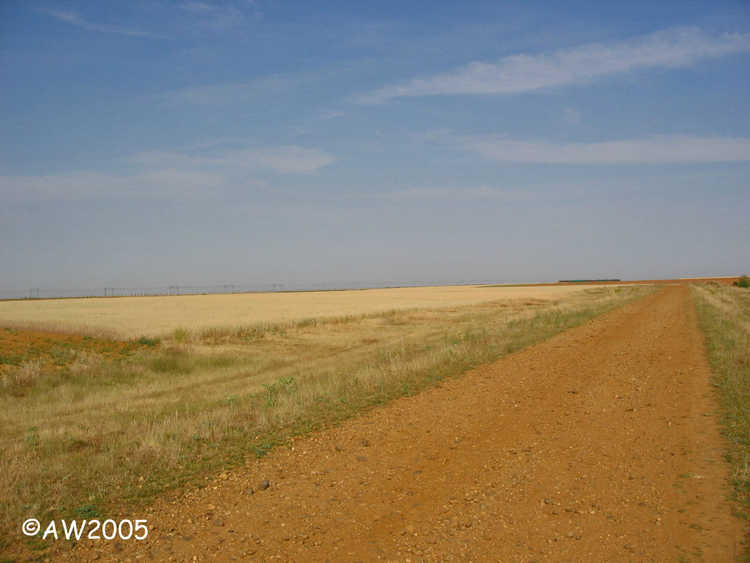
135, 336, 160, 347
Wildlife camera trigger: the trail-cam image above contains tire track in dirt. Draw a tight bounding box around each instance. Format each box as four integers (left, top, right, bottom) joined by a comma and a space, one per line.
53, 285, 745, 561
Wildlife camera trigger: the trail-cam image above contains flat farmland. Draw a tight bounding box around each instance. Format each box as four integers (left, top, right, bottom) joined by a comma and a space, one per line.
0, 284, 603, 338
3, 282, 747, 561
1, 284, 650, 558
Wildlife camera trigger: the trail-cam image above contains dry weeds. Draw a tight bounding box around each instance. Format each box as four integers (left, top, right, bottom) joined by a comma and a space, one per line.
0, 285, 651, 554
693, 283, 750, 539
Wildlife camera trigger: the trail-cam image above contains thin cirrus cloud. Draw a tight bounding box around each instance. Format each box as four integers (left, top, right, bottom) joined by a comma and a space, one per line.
379, 186, 536, 202
130, 145, 336, 174
163, 75, 293, 106
455, 134, 750, 164
0, 145, 334, 201
0, 169, 228, 202
40, 9, 166, 38
179, 1, 262, 31
357, 27, 750, 103
179, 1, 252, 31
181, 2, 218, 13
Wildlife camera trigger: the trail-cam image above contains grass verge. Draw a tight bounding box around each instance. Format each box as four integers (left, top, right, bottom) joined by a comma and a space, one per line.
0, 285, 652, 557
692, 283, 750, 558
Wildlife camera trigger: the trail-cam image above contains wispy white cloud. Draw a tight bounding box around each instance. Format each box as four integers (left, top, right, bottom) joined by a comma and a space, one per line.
1, 144, 334, 202
181, 2, 217, 13
179, 0, 261, 31
163, 75, 291, 106
454, 134, 750, 164
130, 145, 335, 174
379, 186, 535, 202
0, 169, 227, 202
358, 27, 750, 103
238, 146, 335, 174
562, 107, 581, 125
40, 9, 166, 38
319, 109, 346, 120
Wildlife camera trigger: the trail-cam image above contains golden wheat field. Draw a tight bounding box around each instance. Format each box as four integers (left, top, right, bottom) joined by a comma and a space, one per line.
0, 283, 649, 552
0, 284, 606, 338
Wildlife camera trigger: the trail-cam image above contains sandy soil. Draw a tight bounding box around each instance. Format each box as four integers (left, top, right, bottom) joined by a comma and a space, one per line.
42, 285, 747, 561
0, 284, 601, 338
0, 328, 146, 376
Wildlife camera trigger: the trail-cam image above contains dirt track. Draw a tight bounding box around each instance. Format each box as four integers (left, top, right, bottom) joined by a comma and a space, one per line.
55, 285, 745, 561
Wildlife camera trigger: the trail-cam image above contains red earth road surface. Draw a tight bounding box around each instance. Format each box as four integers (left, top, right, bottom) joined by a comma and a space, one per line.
48, 285, 746, 561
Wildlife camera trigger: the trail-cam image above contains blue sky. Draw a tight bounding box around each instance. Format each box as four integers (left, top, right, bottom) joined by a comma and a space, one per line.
1, 1, 749, 294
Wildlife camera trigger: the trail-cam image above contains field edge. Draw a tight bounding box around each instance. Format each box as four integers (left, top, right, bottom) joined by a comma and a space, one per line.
692, 283, 750, 560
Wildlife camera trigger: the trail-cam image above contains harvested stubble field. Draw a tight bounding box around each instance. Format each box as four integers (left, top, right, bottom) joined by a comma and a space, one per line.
40, 282, 745, 563
0, 284, 650, 559
0, 284, 608, 338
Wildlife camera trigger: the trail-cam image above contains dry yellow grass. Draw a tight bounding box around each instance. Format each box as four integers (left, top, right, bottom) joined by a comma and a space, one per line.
0, 285, 653, 555
692, 283, 750, 533
0, 284, 605, 338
